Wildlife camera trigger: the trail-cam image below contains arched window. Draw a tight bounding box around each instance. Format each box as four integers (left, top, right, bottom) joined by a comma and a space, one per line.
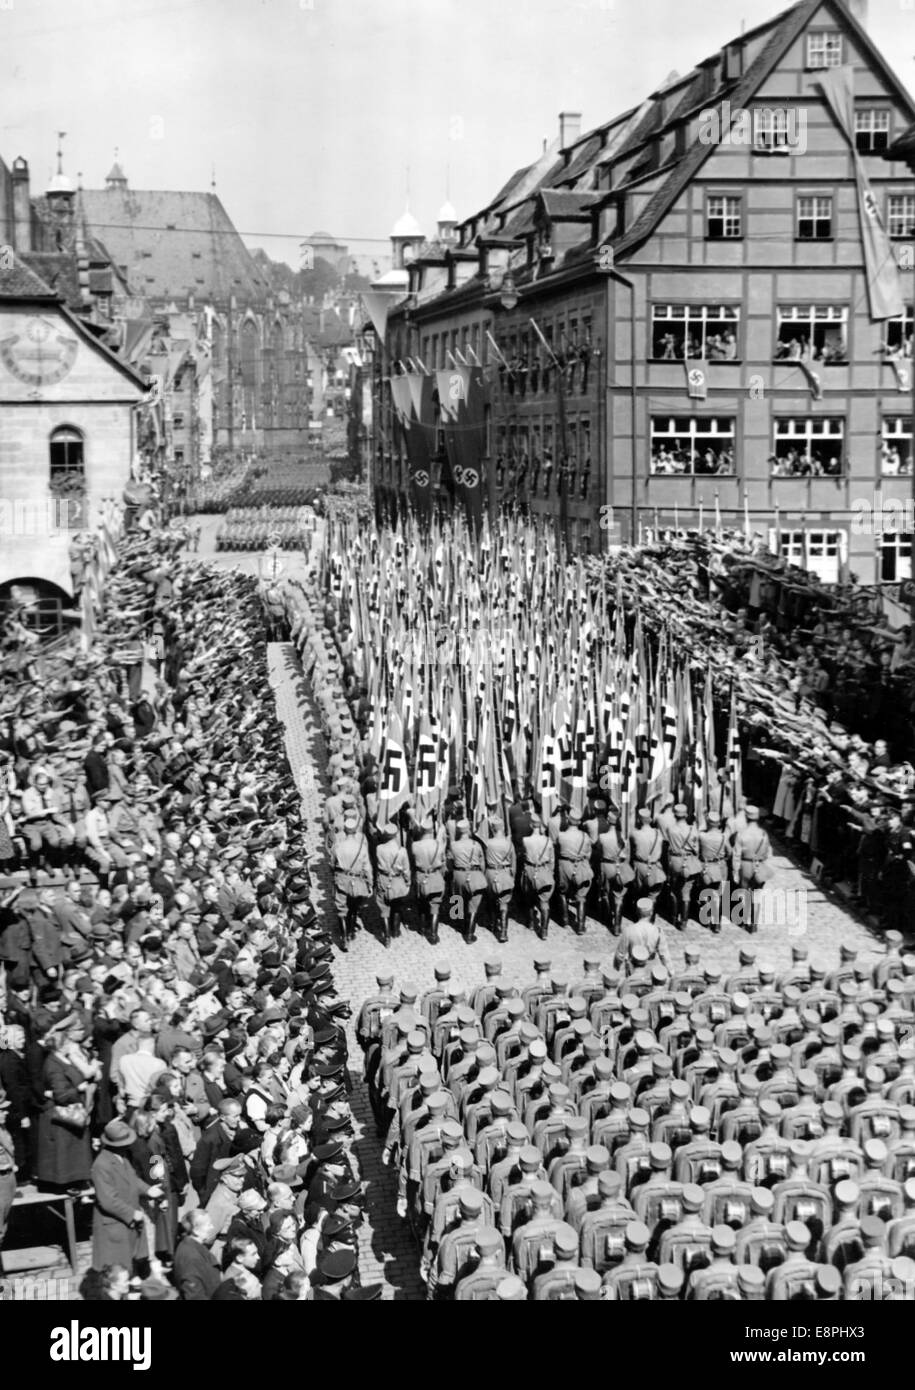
49, 426, 85, 486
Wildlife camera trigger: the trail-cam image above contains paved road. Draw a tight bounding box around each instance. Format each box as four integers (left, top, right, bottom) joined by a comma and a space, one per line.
265, 630, 884, 1301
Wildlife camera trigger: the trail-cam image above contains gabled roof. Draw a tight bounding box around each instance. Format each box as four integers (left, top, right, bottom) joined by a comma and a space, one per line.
0, 251, 58, 300
449, 0, 915, 283
79, 187, 272, 305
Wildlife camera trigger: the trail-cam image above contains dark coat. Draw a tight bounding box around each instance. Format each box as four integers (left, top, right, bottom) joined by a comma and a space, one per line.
173, 1235, 221, 1300
90, 1146, 149, 1269
36, 1054, 92, 1186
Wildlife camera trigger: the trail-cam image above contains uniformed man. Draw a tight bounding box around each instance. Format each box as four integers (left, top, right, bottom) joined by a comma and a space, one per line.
411, 819, 447, 946
730, 806, 772, 933
696, 810, 730, 934
662, 803, 700, 931
556, 808, 593, 935
478, 816, 516, 944
613, 899, 673, 973
511, 1180, 579, 1288
453, 1227, 507, 1300
331, 814, 373, 952
629, 808, 665, 901
596, 809, 633, 937
448, 820, 487, 945
374, 823, 411, 946
520, 815, 555, 940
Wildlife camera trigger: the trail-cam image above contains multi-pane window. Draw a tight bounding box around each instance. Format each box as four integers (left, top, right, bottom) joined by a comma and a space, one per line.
806, 32, 843, 69
797, 195, 833, 239
754, 108, 792, 150
879, 529, 912, 583
885, 306, 914, 356
706, 194, 742, 239
774, 530, 842, 582
888, 194, 915, 239
774, 306, 847, 363
649, 416, 735, 475
855, 109, 891, 154
881, 417, 913, 475
772, 417, 845, 476
652, 304, 740, 360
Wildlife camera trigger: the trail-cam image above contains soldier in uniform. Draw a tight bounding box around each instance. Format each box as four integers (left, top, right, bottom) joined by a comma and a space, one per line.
730, 806, 773, 933
453, 1227, 507, 1300
662, 803, 700, 931
629, 808, 665, 902
556, 808, 593, 935
696, 811, 730, 934
411, 820, 447, 946
520, 815, 555, 940
331, 814, 373, 952
613, 898, 673, 973
596, 809, 633, 937
374, 823, 411, 946
448, 820, 487, 945
478, 816, 516, 945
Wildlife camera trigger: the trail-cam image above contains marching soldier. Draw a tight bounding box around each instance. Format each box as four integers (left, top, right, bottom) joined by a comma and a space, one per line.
596, 809, 633, 936
331, 814, 374, 952
374, 823, 411, 946
662, 803, 700, 931
730, 806, 773, 933
412, 819, 448, 946
478, 816, 516, 945
449, 820, 487, 945
696, 811, 730, 934
556, 808, 593, 935
613, 899, 673, 974
629, 808, 665, 902
520, 815, 555, 940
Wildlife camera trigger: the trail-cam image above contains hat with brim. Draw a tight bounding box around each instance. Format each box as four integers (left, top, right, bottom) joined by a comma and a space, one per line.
102, 1119, 137, 1148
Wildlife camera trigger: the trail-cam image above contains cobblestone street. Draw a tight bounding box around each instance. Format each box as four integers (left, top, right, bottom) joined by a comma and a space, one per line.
265, 626, 888, 1302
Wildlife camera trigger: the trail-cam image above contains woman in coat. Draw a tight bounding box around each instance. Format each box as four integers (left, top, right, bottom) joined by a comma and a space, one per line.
90, 1119, 161, 1272
36, 1023, 98, 1189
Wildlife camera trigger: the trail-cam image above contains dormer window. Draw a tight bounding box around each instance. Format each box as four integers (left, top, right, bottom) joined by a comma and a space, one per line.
806, 31, 842, 69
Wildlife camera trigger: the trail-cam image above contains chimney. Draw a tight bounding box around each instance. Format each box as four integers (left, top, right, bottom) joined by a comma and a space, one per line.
559, 111, 582, 150
11, 157, 31, 253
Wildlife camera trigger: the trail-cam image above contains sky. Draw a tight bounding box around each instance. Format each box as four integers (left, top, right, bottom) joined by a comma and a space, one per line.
1, 0, 913, 270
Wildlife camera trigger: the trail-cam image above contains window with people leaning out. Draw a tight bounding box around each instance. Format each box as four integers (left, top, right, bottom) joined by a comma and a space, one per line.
773, 305, 847, 364
769, 416, 844, 477
651, 304, 739, 361
881, 417, 913, 476
649, 415, 735, 475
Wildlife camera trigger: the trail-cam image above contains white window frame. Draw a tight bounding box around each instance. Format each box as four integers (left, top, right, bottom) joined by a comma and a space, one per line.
774, 305, 848, 363
854, 109, 891, 155
806, 31, 843, 69
754, 108, 791, 150
772, 529, 843, 582
881, 417, 913, 476
651, 304, 740, 360
706, 194, 742, 239
772, 417, 845, 476
797, 195, 833, 240
649, 415, 736, 477
878, 529, 913, 583
885, 306, 914, 355
888, 194, 915, 240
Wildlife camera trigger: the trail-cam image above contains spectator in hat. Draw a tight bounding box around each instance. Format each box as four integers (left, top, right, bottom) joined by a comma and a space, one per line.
90, 1118, 163, 1273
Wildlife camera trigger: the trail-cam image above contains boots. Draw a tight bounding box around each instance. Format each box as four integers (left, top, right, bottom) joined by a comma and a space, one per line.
496, 909, 508, 944
427, 906, 439, 945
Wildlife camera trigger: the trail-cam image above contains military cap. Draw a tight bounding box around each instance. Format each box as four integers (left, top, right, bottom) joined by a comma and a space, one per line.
574, 1269, 604, 1297
745, 805, 760, 820
860, 1215, 886, 1246
758, 1098, 783, 1123
605, 809, 620, 823
529, 1039, 548, 1061
323, 1213, 353, 1239
520, 1146, 543, 1171
475, 1228, 504, 1255
484, 958, 502, 975
737, 1265, 765, 1296
433, 962, 452, 982
532, 957, 552, 972
313, 1141, 345, 1163
609, 1081, 631, 1105
491, 1091, 514, 1116
631, 945, 650, 966
506, 1122, 529, 1145
459, 1188, 484, 1216
750, 1188, 774, 1215
315, 1061, 345, 1079
477, 1066, 500, 1088
629, 1107, 650, 1130
636, 808, 651, 822
649, 1143, 672, 1171
506, 998, 525, 1018
495, 1276, 527, 1301
427, 1091, 451, 1114
554, 1227, 579, 1257
548, 1082, 571, 1104
315, 1249, 357, 1283
331, 1180, 363, 1204
705, 810, 721, 826
834, 1180, 860, 1207
314, 1027, 338, 1046
864, 1138, 888, 1165
342, 1283, 383, 1301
